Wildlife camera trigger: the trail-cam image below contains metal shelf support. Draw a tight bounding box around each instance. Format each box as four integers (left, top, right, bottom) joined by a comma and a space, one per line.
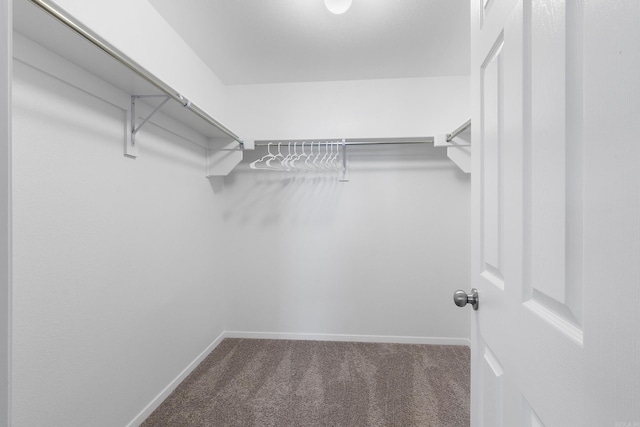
130, 95, 170, 147
446, 119, 471, 142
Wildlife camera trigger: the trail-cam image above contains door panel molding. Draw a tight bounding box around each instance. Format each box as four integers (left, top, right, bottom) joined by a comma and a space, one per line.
522, 0, 584, 329
481, 341, 505, 427
480, 34, 505, 287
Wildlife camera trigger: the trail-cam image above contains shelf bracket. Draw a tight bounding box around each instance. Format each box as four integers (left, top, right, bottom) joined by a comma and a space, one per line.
130, 95, 171, 148
434, 119, 472, 174
446, 119, 471, 142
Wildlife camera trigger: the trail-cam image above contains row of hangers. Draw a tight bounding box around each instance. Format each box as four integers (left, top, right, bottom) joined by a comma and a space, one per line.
249, 142, 345, 172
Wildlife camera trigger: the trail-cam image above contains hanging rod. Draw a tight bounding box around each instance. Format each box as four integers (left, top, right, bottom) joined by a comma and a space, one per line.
28, 0, 244, 149
253, 137, 434, 147
446, 119, 471, 142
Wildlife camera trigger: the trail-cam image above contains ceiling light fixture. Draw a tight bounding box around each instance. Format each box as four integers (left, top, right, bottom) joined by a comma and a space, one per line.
324, 0, 352, 15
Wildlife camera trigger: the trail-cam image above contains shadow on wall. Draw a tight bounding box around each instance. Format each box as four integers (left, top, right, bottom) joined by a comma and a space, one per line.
211, 171, 345, 228
210, 144, 468, 228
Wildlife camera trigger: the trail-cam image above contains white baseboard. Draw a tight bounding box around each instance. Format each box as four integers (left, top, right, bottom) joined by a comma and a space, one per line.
224, 331, 471, 347
126, 331, 227, 427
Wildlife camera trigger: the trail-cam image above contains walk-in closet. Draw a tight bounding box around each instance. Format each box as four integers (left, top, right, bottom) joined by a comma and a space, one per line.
2, 0, 639, 426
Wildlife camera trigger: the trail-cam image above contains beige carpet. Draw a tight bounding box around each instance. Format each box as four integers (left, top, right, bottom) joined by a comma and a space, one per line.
142, 338, 470, 426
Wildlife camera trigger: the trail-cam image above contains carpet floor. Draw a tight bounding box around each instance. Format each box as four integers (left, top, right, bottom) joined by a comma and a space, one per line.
142, 338, 470, 427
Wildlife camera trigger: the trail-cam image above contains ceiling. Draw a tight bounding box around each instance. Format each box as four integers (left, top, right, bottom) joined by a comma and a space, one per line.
147, 0, 470, 85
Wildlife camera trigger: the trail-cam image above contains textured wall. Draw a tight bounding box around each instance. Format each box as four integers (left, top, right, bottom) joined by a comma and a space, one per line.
221, 74, 471, 343
11, 40, 228, 426
220, 144, 470, 343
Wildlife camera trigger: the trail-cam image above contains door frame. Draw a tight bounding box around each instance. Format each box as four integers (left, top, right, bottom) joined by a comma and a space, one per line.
1, 1, 11, 426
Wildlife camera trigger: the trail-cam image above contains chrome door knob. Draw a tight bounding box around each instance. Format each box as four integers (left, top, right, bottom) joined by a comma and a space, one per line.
453, 288, 479, 310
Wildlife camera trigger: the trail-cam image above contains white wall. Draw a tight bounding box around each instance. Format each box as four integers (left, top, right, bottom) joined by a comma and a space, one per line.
9, 2, 472, 425
226, 76, 470, 141
11, 37, 228, 427
220, 144, 470, 343
220, 75, 471, 343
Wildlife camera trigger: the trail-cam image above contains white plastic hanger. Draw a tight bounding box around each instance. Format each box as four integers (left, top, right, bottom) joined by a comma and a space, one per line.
320, 142, 331, 170
286, 142, 299, 170
250, 143, 278, 170
290, 142, 306, 171
306, 142, 318, 171
266, 142, 286, 169
281, 142, 294, 171
298, 142, 308, 171
330, 141, 342, 171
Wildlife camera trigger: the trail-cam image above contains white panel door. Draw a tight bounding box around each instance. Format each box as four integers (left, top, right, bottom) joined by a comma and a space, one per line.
470, 0, 584, 425
470, 1, 640, 426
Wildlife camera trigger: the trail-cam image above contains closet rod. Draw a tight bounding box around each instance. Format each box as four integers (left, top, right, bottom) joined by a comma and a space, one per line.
254, 137, 434, 147
446, 119, 471, 142
28, 0, 243, 147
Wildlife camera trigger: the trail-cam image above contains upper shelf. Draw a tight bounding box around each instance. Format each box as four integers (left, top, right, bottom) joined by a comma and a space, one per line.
12, 0, 244, 145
